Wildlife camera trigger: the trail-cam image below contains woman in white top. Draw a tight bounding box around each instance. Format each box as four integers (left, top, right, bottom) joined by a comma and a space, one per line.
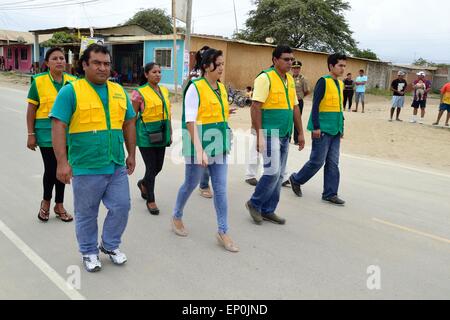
172, 48, 239, 252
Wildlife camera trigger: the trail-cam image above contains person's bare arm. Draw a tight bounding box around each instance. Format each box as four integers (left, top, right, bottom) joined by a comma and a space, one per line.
26, 103, 38, 151
293, 105, 305, 151
123, 118, 136, 175
52, 118, 72, 184
251, 101, 265, 153
186, 122, 208, 167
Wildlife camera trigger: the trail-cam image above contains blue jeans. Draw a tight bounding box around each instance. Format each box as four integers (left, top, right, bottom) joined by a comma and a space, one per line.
173, 155, 229, 234
199, 168, 210, 189
72, 167, 131, 255
291, 133, 341, 199
250, 136, 289, 215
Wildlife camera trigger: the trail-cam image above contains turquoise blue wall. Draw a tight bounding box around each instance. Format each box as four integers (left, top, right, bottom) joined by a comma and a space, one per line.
144, 40, 184, 88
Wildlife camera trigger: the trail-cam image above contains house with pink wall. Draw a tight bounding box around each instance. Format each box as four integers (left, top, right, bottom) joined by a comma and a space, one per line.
2, 44, 33, 72
0, 29, 51, 73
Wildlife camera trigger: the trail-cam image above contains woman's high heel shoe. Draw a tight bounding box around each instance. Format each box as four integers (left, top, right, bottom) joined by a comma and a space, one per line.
216, 233, 239, 253
172, 218, 188, 237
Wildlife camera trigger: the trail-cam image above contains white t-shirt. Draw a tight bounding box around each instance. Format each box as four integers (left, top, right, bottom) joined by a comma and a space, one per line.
184, 84, 200, 122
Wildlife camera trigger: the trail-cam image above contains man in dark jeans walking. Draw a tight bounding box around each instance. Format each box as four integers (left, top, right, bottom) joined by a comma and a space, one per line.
289, 53, 347, 206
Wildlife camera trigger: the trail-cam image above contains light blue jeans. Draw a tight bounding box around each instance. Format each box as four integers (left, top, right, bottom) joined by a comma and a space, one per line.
72, 167, 131, 255
173, 155, 229, 234
250, 135, 289, 215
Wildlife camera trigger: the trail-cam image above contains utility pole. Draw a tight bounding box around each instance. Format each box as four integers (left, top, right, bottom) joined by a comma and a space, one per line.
183, 0, 193, 87
233, 0, 238, 34
172, 0, 178, 102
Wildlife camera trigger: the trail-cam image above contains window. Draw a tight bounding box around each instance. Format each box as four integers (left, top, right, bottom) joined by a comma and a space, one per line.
7, 48, 12, 59
155, 48, 172, 69
20, 48, 27, 60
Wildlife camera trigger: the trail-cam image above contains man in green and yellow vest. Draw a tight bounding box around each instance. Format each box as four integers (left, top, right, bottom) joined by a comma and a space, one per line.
246, 45, 305, 226
289, 53, 347, 206
50, 44, 136, 273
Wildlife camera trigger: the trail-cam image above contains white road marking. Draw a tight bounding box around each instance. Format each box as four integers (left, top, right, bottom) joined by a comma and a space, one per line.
0, 219, 86, 300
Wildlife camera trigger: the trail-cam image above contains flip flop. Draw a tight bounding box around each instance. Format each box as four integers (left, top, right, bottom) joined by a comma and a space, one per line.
38, 202, 50, 222
54, 209, 73, 222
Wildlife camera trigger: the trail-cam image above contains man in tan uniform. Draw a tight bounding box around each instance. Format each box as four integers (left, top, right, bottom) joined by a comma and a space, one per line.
292, 60, 310, 145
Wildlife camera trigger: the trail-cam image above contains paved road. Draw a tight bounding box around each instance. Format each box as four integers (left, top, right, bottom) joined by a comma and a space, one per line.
1, 85, 449, 300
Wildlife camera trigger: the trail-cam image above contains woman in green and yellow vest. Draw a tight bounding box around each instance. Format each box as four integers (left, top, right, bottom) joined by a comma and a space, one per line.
172, 48, 239, 253
26, 47, 76, 223
132, 62, 172, 215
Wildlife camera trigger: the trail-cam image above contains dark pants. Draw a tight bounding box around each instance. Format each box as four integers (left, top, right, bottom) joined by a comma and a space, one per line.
39, 147, 65, 203
293, 99, 304, 144
139, 147, 166, 203
291, 133, 341, 199
343, 90, 354, 110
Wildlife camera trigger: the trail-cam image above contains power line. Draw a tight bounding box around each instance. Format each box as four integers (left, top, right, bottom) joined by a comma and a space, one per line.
0, 0, 100, 10
0, 0, 38, 7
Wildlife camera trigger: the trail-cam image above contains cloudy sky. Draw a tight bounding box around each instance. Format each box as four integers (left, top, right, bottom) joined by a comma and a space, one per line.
0, 0, 449, 64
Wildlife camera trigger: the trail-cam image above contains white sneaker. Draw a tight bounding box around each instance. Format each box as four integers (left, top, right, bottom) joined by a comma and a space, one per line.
99, 244, 127, 265
418, 119, 424, 124
82, 254, 102, 272
409, 119, 417, 123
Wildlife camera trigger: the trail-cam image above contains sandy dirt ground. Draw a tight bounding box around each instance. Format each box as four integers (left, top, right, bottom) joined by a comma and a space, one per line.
2, 71, 449, 173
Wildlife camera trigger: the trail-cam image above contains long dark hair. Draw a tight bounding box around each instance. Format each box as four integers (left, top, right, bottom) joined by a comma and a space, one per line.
139, 62, 160, 86
194, 45, 210, 71
200, 48, 223, 76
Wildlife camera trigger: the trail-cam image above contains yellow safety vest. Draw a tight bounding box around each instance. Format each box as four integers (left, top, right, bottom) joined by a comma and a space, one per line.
259, 68, 296, 137
137, 84, 171, 123
35, 72, 77, 119
182, 78, 230, 157
68, 79, 128, 169
136, 84, 171, 147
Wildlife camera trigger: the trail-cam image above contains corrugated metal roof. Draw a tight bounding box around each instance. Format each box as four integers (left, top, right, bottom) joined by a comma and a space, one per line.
0, 29, 52, 44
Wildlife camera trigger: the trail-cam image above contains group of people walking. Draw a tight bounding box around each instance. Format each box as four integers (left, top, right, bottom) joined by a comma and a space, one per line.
26, 43, 348, 273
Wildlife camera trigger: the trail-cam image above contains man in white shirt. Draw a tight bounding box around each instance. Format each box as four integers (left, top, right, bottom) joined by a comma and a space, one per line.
354, 69, 368, 113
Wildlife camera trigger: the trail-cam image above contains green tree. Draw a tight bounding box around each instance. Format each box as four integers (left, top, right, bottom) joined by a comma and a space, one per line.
41, 32, 78, 47
352, 48, 379, 60
235, 0, 356, 53
126, 8, 172, 35
413, 57, 432, 66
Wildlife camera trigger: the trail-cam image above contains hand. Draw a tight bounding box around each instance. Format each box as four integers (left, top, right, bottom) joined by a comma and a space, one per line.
57, 161, 72, 184
197, 150, 209, 168
256, 135, 265, 154
229, 106, 237, 115
297, 134, 305, 151
27, 135, 37, 151
312, 129, 321, 139
126, 156, 136, 175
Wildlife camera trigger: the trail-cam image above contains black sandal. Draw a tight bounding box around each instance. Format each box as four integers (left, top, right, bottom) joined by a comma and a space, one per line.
38, 202, 50, 222
54, 209, 73, 222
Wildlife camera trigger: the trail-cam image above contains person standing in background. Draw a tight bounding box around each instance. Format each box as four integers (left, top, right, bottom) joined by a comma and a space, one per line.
343, 73, 354, 111
389, 71, 407, 122
354, 69, 368, 113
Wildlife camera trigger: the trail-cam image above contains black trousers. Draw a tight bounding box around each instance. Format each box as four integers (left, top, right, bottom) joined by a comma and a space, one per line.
343, 90, 354, 110
139, 147, 166, 203
294, 99, 304, 144
39, 147, 65, 203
